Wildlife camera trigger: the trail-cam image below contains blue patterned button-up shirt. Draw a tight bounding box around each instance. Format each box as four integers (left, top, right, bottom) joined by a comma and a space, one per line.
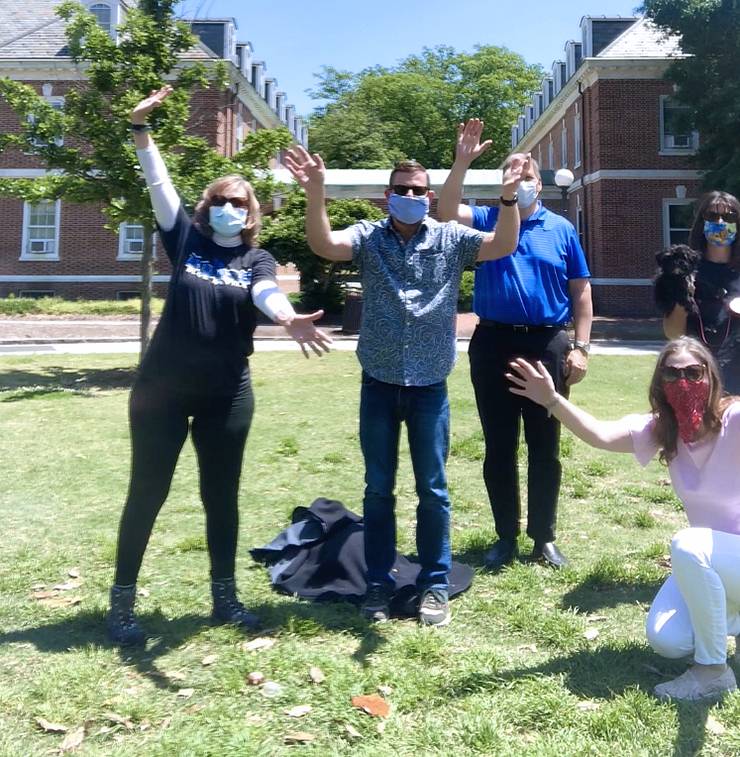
350, 216, 485, 386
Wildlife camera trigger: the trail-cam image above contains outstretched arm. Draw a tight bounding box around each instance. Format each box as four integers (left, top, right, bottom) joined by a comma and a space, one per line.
506, 358, 634, 452
438, 119, 493, 225
130, 85, 180, 232
476, 153, 527, 261
284, 146, 353, 261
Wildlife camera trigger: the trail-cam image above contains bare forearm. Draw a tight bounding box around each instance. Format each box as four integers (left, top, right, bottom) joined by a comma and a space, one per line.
305, 189, 336, 259
438, 161, 469, 222
548, 395, 632, 452
664, 305, 688, 339
572, 283, 593, 343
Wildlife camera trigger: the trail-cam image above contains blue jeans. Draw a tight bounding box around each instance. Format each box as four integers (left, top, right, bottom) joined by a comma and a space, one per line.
359, 372, 451, 592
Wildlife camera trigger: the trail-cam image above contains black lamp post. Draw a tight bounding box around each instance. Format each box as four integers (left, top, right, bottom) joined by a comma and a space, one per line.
554, 168, 574, 217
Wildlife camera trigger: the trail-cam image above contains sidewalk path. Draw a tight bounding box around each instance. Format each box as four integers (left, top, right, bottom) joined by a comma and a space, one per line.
0, 313, 664, 345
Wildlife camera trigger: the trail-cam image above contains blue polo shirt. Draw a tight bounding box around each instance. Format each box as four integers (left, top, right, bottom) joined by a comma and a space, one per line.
471, 203, 590, 325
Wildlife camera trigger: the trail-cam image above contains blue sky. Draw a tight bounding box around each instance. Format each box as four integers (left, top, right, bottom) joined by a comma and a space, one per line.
176, 0, 642, 117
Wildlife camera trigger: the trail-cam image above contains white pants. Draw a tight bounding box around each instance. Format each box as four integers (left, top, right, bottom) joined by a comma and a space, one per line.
646, 527, 740, 665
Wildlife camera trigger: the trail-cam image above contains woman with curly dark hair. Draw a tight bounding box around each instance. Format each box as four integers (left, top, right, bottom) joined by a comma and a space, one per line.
106, 86, 331, 645
664, 191, 740, 392
507, 337, 740, 702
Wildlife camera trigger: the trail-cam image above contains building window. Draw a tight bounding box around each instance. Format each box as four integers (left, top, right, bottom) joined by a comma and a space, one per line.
574, 114, 581, 168
89, 3, 112, 33
27, 97, 65, 149
561, 125, 568, 168
21, 200, 60, 260
663, 199, 695, 246
118, 222, 156, 260
547, 137, 554, 170
660, 96, 698, 153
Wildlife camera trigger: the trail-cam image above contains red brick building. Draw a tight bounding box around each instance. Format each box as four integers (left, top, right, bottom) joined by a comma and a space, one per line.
0, 0, 305, 299
510, 15, 700, 315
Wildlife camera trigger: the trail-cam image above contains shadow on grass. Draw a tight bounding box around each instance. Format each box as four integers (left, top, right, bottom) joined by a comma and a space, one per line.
562, 575, 664, 612
0, 366, 137, 395
441, 642, 730, 756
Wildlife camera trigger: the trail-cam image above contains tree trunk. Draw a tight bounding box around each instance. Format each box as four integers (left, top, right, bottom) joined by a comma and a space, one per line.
139, 223, 154, 361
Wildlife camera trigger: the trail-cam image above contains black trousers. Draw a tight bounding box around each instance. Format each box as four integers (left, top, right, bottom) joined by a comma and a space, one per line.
468, 324, 570, 544
114, 370, 254, 586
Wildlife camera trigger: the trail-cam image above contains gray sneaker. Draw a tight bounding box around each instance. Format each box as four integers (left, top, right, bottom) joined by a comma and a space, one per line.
362, 582, 392, 623
418, 588, 450, 627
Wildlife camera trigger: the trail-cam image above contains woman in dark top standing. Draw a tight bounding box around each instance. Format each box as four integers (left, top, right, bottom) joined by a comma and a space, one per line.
664, 191, 740, 393
107, 86, 331, 645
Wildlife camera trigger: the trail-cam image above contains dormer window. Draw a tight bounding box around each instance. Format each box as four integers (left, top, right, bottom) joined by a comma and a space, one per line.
90, 3, 112, 34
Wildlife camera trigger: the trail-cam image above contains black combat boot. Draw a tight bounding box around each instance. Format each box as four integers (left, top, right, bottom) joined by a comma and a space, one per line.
211, 578, 260, 630
106, 584, 146, 646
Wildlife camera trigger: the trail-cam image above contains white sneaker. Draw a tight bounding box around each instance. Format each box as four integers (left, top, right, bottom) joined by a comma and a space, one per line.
654, 666, 737, 702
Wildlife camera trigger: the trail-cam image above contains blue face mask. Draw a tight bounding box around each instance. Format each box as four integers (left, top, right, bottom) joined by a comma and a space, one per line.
704, 220, 737, 247
209, 203, 248, 237
388, 193, 429, 225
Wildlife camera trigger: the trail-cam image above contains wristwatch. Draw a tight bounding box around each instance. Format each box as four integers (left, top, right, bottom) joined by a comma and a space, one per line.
572, 340, 591, 355
500, 193, 518, 207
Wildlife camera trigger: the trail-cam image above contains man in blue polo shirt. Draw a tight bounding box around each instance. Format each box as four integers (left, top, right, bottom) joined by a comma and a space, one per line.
285, 144, 526, 626
439, 118, 593, 571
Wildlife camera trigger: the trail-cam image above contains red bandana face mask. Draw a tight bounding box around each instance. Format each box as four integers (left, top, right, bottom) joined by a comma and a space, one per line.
663, 379, 710, 443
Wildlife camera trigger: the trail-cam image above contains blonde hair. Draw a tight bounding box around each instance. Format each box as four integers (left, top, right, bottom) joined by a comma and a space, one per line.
193, 175, 261, 247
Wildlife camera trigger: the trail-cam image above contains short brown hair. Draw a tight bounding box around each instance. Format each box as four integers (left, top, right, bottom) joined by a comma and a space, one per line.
388, 159, 430, 188
193, 174, 261, 247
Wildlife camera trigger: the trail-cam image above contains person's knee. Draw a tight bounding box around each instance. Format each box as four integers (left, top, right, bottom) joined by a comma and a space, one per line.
645, 615, 693, 659
670, 527, 709, 568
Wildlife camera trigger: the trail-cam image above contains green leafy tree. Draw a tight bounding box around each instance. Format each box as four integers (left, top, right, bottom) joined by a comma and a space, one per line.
261, 188, 383, 311
0, 0, 291, 354
308, 46, 542, 169
642, 0, 740, 195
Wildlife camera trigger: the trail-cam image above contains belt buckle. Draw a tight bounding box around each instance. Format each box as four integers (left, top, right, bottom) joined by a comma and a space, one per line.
511, 324, 529, 333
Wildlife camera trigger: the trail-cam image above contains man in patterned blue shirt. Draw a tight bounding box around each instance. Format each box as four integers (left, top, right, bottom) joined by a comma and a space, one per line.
285, 146, 526, 626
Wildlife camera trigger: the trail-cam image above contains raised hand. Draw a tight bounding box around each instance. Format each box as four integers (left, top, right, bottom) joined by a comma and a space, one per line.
284, 146, 326, 195
502, 152, 531, 196
283, 309, 333, 358
130, 85, 173, 125
505, 358, 558, 407
455, 118, 493, 167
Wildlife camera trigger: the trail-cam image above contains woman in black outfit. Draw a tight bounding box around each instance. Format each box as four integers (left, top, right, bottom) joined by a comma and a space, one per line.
664, 191, 740, 393
107, 86, 331, 644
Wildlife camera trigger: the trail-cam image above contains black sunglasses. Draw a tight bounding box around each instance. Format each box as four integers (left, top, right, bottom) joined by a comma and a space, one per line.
660, 364, 706, 383
391, 184, 429, 197
704, 210, 739, 223
210, 194, 250, 209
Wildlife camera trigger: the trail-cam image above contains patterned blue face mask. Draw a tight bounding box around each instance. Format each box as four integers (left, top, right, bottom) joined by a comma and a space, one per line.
704, 220, 737, 247
388, 193, 429, 225
209, 203, 248, 237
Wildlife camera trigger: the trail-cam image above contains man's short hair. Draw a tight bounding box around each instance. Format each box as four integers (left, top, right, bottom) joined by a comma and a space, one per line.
389, 159, 430, 188
503, 154, 541, 180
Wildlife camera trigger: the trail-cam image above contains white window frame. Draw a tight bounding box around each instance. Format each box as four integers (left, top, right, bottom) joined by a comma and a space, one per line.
547, 136, 554, 170
27, 96, 65, 149
573, 112, 581, 168
662, 198, 695, 247
89, 2, 113, 34
117, 222, 156, 261
561, 122, 568, 168
20, 200, 61, 261
659, 95, 698, 155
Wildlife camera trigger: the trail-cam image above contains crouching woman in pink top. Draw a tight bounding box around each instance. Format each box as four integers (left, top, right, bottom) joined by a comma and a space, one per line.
507, 336, 740, 702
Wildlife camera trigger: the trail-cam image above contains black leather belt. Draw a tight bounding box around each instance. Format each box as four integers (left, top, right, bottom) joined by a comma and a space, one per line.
478, 319, 565, 333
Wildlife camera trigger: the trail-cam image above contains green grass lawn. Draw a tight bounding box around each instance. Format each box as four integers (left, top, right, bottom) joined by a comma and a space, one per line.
1, 351, 738, 756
